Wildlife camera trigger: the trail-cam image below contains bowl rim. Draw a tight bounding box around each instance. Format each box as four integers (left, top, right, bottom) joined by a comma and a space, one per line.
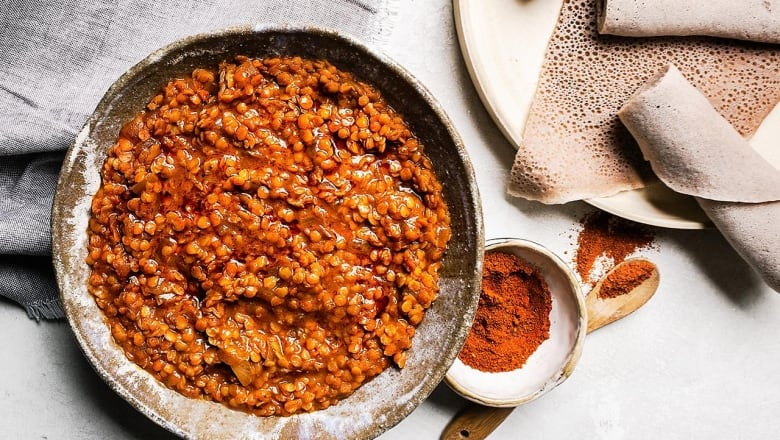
51, 24, 484, 439
444, 237, 587, 407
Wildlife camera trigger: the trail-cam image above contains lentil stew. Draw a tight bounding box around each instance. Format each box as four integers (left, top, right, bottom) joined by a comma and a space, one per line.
85, 55, 451, 416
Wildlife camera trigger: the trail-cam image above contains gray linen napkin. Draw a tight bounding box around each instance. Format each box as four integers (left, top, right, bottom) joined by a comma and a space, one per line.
0, 0, 398, 320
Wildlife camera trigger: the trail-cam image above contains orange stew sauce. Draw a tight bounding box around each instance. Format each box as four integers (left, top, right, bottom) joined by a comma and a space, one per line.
85, 56, 450, 416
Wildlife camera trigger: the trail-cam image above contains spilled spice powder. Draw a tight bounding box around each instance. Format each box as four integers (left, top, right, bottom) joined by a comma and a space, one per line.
575, 211, 655, 284
459, 251, 552, 373
598, 259, 657, 299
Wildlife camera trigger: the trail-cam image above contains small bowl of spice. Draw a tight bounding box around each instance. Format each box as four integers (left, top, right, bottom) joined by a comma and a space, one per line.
445, 238, 587, 407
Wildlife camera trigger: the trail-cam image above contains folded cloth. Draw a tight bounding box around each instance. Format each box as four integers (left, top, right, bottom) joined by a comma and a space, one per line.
618, 64, 780, 292
0, 0, 398, 320
597, 0, 780, 44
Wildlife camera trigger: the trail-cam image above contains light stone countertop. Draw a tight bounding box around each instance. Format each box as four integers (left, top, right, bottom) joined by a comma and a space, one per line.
2, 1, 779, 439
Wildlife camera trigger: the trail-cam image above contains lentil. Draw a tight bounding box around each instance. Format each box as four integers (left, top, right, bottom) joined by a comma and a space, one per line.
86, 56, 451, 416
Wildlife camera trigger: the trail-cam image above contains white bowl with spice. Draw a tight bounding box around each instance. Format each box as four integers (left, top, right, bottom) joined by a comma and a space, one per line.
445, 238, 587, 407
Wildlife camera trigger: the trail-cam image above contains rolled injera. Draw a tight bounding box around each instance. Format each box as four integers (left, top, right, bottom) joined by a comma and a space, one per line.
618, 64, 780, 292
597, 0, 780, 44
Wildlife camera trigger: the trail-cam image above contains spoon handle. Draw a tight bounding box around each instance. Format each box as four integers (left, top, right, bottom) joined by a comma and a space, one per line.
440, 405, 514, 440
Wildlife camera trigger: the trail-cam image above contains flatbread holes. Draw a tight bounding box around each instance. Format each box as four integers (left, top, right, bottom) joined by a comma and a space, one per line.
508, 0, 780, 204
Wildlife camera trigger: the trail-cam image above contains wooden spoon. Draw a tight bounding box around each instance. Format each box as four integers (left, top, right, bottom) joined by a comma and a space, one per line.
441, 258, 659, 440
584, 258, 660, 333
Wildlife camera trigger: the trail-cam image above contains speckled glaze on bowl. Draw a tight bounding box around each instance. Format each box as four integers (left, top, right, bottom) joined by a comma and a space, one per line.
51, 25, 483, 440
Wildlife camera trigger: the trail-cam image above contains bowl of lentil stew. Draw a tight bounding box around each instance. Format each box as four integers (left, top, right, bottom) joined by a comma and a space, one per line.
52, 26, 482, 439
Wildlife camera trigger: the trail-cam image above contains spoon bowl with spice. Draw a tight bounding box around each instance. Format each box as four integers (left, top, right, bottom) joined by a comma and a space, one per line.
586, 258, 660, 332
444, 238, 587, 407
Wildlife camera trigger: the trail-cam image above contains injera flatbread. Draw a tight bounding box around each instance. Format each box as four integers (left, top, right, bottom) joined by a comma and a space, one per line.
619, 65, 780, 292
508, 0, 780, 204
618, 64, 780, 203
697, 199, 780, 292
597, 0, 780, 44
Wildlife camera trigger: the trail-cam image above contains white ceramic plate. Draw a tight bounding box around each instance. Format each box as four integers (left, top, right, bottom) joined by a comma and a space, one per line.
454, 0, 780, 229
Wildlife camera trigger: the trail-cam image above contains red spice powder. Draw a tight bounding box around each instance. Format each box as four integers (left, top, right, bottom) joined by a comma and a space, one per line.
575, 211, 655, 284
459, 251, 552, 373
598, 259, 656, 299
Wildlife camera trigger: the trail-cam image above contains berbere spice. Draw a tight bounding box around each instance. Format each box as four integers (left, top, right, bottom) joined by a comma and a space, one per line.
598, 259, 657, 299
459, 251, 552, 373
575, 211, 655, 284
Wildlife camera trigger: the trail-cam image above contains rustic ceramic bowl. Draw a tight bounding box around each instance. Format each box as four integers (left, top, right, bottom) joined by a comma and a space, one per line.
445, 238, 586, 407
51, 26, 483, 440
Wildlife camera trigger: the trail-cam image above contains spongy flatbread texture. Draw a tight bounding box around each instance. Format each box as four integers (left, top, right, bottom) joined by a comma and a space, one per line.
697, 198, 780, 293
618, 64, 780, 293
598, 0, 780, 44
618, 64, 780, 203
509, 0, 780, 204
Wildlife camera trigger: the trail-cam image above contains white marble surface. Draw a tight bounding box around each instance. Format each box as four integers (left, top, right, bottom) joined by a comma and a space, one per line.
2, 1, 780, 438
